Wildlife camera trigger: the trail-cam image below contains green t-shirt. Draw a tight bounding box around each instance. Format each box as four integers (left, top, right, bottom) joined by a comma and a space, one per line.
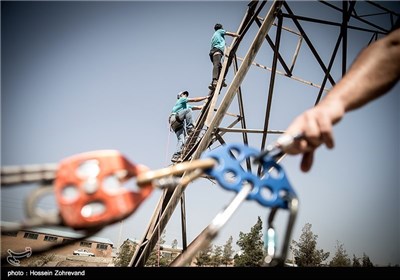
172, 97, 192, 113
210, 29, 226, 52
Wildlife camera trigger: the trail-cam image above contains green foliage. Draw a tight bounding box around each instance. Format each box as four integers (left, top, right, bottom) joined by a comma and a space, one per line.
210, 245, 223, 267
352, 254, 361, 267
234, 216, 264, 267
329, 241, 351, 267
146, 244, 170, 267
362, 253, 374, 267
114, 240, 137, 267
145, 229, 168, 267
221, 235, 234, 266
193, 236, 236, 267
290, 223, 330, 267
195, 244, 213, 267
171, 239, 178, 249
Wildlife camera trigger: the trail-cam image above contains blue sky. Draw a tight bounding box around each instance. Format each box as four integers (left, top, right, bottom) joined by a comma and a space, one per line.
1, 1, 399, 266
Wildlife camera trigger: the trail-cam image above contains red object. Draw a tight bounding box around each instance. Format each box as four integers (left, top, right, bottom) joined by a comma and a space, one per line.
54, 150, 153, 229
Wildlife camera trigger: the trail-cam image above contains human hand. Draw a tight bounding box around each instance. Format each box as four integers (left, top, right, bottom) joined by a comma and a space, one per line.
279, 97, 345, 172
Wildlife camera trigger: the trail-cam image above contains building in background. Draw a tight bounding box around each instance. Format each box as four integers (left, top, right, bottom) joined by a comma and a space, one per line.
1, 222, 113, 259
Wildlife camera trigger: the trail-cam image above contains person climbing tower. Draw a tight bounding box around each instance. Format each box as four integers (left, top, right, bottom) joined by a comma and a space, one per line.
208, 23, 239, 90
169, 90, 209, 163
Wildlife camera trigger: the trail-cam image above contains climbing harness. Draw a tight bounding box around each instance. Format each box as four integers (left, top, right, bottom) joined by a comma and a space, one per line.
169, 113, 184, 132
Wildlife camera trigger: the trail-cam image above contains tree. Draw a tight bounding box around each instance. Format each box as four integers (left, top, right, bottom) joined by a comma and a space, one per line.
221, 236, 234, 266
234, 216, 264, 267
171, 239, 178, 249
210, 245, 223, 267
290, 223, 330, 267
167, 238, 179, 263
195, 244, 213, 267
114, 239, 137, 267
352, 254, 361, 267
329, 241, 351, 267
362, 253, 374, 267
145, 229, 168, 267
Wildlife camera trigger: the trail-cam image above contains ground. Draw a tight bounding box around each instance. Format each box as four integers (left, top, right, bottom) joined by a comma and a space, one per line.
3, 254, 114, 267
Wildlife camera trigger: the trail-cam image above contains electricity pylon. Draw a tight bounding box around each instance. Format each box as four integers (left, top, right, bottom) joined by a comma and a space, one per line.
129, 0, 399, 267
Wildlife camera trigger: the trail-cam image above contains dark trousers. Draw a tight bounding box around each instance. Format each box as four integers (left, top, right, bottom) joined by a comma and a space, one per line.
211, 52, 223, 81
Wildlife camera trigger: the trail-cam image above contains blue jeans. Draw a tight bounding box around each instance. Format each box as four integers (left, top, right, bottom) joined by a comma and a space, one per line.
173, 126, 185, 157
173, 108, 194, 157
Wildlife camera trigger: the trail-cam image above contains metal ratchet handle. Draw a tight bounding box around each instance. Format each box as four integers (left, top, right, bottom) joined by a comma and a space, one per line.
254, 132, 305, 162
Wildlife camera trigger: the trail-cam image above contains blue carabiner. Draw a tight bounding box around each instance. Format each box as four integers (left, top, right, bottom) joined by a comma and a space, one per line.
201, 143, 296, 209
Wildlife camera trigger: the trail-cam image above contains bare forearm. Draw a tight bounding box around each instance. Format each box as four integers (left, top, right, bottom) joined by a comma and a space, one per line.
281, 28, 400, 172
189, 96, 209, 102
323, 28, 400, 118
226, 31, 239, 38
191, 106, 203, 111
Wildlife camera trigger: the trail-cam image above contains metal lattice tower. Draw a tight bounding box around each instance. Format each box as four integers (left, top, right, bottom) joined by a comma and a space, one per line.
129, 0, 399, 266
